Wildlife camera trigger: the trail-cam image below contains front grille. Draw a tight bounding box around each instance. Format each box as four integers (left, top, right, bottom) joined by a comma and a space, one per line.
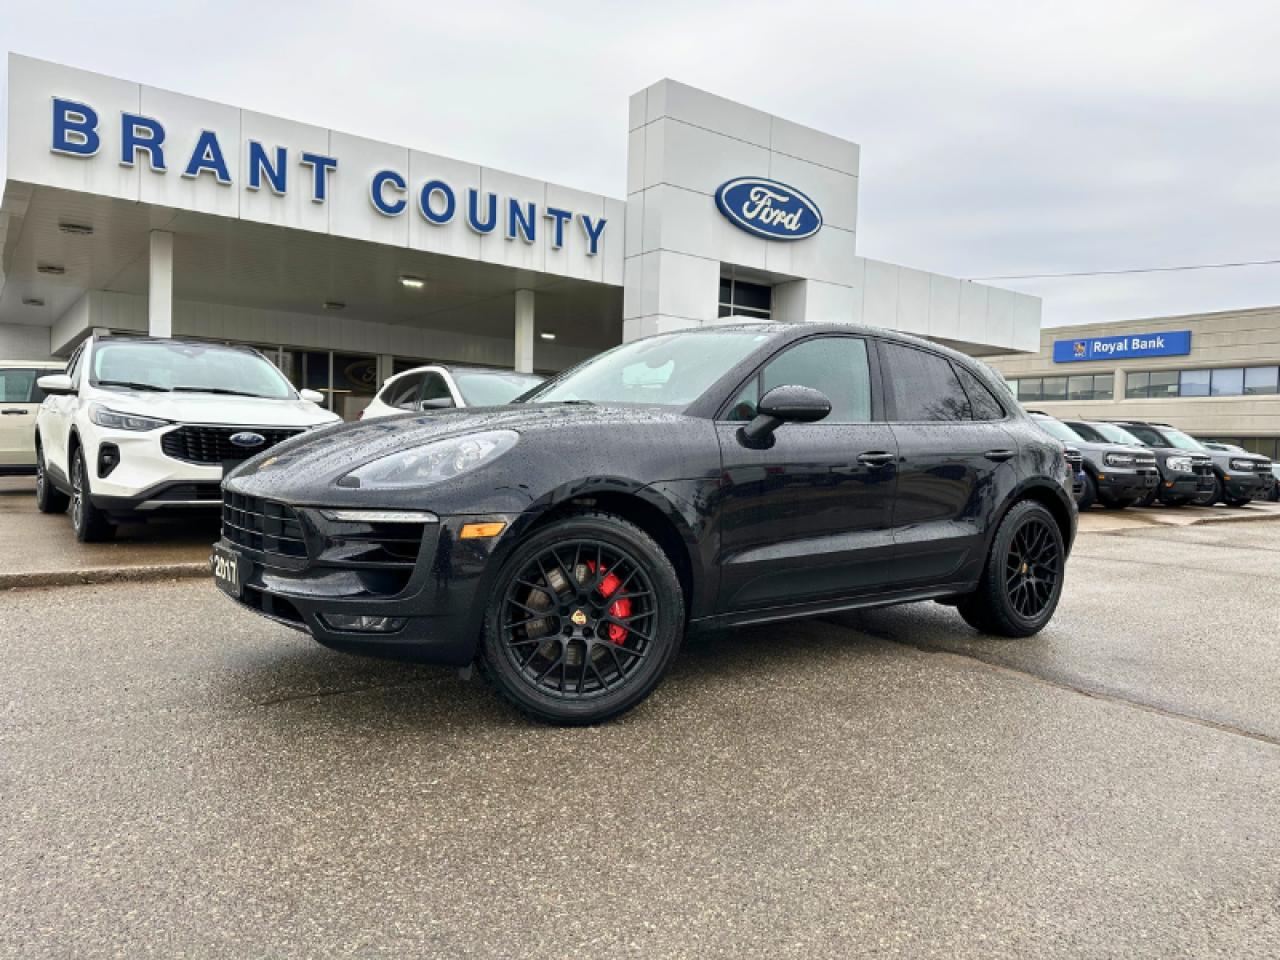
152, 483, 222, 502
1191, 457, 1213, 476
1254, 460, 1273, 474
222, 492, 307, 559
162, 425, 303, 464
1064, 451, 1083, 469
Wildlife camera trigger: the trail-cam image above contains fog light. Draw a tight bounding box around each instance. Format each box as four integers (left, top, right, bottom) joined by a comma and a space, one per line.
98, 443, 120, 478
320, 613, 407, 633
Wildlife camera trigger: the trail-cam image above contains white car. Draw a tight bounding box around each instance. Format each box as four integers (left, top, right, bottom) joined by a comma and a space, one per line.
1, 360, 65, 476
362, 364, 544, 420
35, 335, 340, 541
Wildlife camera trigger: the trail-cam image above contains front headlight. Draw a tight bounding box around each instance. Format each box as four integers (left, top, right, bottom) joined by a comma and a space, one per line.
338, 429, 518, 490
1104, 452, 1136, 467
1166, 455, 1193, 473
1229, 458, 1255, 471
89, 403, 171, 432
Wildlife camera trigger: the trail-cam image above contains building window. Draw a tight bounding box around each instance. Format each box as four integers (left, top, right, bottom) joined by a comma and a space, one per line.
1179, 369, 1211, 397
718, 277, 772, 319
1210, 367, 1245, 397
1149, 371, 1179, 398
1245, 366, 1279, 395
1125, 371, 1149, 398
1066, 374, 1113, 400
1042, 376, 1067, 401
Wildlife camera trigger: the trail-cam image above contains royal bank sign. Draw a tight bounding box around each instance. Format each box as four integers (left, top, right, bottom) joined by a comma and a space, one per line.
47, 97, 608, 253
1052, 330, 1192, 363
714, 177, 822, 241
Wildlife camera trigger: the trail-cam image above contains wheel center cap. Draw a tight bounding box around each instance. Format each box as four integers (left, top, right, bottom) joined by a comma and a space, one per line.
1020, 561, 1029, 575
570, 609, 588, 627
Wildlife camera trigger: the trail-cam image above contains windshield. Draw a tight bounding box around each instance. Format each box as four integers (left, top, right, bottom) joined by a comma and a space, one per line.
1159, 427, 1206, 451
91, 341, 293, 399
526, 331, 771, 408
1034, 417, 1084, 443
1089, 421, 1146, 445
454, 370, 544, 407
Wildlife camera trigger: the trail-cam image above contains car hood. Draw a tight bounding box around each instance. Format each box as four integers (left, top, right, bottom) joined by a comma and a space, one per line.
90, 388, 339, 428
231, 403, 691, 490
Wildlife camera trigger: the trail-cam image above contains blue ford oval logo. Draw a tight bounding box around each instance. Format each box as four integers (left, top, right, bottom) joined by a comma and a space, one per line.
714, 177, 822, 241
229, 431, 266, 448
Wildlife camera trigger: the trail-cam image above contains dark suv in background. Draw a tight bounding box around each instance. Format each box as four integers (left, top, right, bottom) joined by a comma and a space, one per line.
1028, 413, 1157, 509
1195, 441, 1273, 507
1108, 421, 1215, 507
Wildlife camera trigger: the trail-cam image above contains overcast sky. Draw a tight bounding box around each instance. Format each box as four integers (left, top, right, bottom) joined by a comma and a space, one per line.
4, 0, 1280, 327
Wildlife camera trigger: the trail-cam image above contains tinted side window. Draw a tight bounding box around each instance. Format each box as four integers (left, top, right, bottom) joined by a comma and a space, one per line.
384, 373, 424, 410
1125, 425, 1165, 447
954, 365, 1005, 420
67, 346, 85, 388
0, 368, 39, 403
421, 372, 454, 406
1068, 421, 1105, 443
881, 344, 971, 421
725, 337, 872, 424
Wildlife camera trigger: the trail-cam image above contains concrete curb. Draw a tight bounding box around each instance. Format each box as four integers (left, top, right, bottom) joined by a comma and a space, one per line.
0, 562, 209, 591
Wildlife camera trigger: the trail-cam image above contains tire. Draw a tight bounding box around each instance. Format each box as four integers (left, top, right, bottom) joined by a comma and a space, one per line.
1193, 475, 1222, 507
34, 442, 69, 514
478, 511, 684, 725
1102, 497, 1136, 510
70, 447, 116, 543
1077, 473, 1097, 510
957, 500, 1065, 638
1136, 487, 1159, 508
1225, 496, 1251, 508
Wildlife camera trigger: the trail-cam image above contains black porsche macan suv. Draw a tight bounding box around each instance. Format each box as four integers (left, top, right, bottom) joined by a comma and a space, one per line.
213, 324, 1077, 724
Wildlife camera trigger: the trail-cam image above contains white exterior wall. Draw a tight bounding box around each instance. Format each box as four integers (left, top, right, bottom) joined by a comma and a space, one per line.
0, 321, 52, 359
4, 55, 625, 286
622, 79, 1040, 353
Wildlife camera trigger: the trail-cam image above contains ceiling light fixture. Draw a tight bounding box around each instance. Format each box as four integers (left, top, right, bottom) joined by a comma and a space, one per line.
57, 222, 94, 236
22, 297, 46, 307
539, 331, 557, 341
322, 300, 346, 310
399, 275, 426, 289
36, 263, 66, 275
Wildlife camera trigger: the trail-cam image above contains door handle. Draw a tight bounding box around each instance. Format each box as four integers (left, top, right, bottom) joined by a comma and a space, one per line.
856, 451, 896, 467
985, 449, 1016, 462
1, 409, 27, 415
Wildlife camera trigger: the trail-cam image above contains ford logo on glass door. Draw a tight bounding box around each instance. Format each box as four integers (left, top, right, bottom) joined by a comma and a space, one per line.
714, 177, 823, 241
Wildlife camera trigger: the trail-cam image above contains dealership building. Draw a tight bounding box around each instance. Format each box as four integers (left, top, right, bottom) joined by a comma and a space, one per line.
985, 306, 1280, 459
0, 54, 1041, 418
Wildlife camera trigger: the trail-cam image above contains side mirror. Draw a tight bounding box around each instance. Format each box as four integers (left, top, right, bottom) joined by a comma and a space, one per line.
740, 384, 831, 446
299, 388, 325, 404
37, 373, 74, 396
419, 397, 455, 410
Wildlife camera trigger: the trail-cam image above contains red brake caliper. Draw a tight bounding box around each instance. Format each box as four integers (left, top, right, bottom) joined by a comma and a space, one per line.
586, 561, 631, 644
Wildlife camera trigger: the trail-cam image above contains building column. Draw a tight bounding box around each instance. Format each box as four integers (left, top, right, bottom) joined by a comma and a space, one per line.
1114, 367, 1127, 400
514, 289, 535, 373
148, 230, 174, 338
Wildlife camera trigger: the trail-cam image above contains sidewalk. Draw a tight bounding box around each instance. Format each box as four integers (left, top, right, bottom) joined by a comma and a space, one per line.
0, 477, 216, 588
1077, 498, 1280, 533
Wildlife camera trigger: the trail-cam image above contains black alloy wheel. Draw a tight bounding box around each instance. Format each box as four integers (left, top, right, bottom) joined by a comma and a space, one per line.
1003, 516, 1062, 621
34, 443, 69, 514
71, 448, 116, 543
957, 499, 1065, 638
1077, 472, 1097, 510
1192, 475, 1222, 507
480, 512, 683, 724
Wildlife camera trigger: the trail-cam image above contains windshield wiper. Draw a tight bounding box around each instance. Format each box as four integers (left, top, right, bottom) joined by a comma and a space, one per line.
95, 380, 170, 392
171, 386, 264, 398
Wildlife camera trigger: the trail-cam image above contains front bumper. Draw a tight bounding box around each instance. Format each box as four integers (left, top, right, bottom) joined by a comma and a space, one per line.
1096, 467, 1159, 497
1224, 473, 1270, 500
214, 497, 516, 666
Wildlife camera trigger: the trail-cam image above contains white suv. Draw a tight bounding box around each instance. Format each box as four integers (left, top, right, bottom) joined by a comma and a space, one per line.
362, 364, 544, 419
35, 335, 340, 541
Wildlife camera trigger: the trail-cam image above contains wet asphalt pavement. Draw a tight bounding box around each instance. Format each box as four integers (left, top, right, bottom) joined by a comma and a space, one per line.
2, 522, 1279, 958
